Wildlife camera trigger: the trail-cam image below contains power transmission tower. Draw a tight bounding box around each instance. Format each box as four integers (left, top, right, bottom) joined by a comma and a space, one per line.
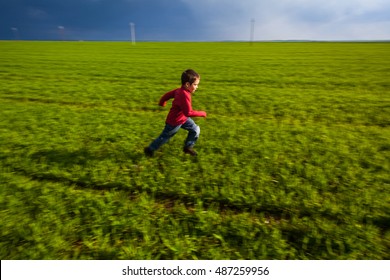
250, 19, 255, 44
129, 22, 136, 45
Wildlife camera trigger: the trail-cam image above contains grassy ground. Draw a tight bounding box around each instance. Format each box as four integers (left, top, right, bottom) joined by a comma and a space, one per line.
0, 41, 389, 259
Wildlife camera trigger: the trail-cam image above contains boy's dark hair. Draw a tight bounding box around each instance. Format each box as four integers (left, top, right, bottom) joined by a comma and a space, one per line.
181, 69, 200, 85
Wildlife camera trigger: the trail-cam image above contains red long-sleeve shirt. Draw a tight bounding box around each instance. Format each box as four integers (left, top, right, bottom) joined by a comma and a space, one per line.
159, 87, 206, 126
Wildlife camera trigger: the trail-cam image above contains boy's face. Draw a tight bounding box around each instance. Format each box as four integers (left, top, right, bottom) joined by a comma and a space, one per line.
186, 78, 200, 94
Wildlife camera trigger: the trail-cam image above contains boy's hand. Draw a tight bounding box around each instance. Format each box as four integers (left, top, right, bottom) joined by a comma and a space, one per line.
200, 111, 207, 118
159, 101, 167, 107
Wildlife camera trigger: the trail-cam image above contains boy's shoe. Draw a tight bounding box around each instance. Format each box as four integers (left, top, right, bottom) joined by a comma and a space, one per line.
183, 146, 197, 156
144, 147, 154, 157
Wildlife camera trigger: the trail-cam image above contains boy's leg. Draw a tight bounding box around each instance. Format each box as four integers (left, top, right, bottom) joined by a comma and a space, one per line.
181, 118, 200, 154
148, 123, 181, 152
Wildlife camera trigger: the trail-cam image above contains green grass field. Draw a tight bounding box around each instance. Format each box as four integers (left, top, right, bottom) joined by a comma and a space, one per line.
0, 41, 389, 259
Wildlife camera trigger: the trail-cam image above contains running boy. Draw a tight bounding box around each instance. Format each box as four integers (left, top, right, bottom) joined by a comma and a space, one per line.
144, 69, 207, 156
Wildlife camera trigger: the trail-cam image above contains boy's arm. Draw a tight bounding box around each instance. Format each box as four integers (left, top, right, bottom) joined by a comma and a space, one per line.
181, 92, 207, 118
158, 89, 176, 106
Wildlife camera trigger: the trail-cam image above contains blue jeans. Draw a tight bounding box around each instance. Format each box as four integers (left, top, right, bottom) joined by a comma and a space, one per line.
149, 118, 200, 151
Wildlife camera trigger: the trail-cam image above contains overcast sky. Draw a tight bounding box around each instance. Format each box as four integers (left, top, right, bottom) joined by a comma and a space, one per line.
1, 0, 389, 41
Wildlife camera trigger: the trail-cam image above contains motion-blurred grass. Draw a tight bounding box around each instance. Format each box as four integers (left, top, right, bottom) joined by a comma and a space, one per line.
0, 41, 389, 259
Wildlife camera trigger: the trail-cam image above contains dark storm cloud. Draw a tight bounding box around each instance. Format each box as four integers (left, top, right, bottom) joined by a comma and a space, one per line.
1, 0, 389, 41
0, 0, 197, 41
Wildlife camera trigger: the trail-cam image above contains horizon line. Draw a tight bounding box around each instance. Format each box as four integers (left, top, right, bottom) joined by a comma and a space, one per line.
1, 39, 390, 43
